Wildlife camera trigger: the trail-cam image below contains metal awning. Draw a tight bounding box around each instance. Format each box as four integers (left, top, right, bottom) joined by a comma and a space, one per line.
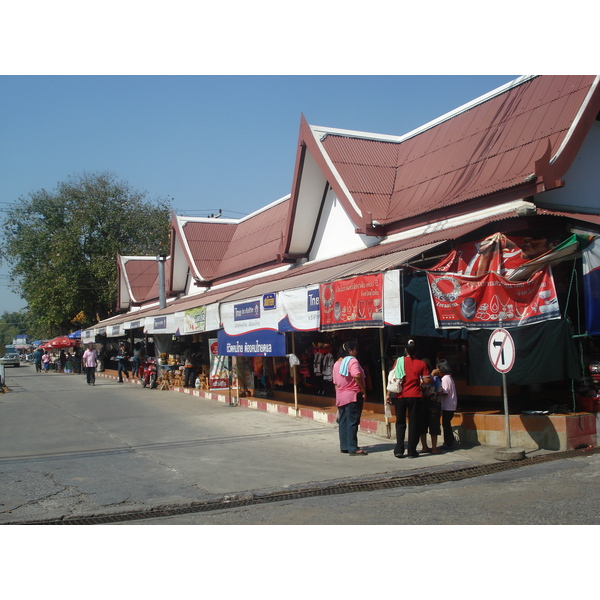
222, 240, 445, 303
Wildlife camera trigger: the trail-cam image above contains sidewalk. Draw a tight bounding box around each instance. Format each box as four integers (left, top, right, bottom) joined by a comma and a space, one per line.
97, 369, 591, 457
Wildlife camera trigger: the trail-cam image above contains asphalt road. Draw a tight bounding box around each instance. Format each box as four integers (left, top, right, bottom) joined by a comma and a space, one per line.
1, 365, 598, 526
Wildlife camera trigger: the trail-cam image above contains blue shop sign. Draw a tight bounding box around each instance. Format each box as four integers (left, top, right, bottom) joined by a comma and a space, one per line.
154, 316, 167, 330
234, 300, 261, 321
307, 289, 320, 312
217, 329, 287, 357
263, 293, 276, 310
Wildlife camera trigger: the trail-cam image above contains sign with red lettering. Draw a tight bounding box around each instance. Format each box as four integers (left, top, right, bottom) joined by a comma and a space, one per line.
320, 274, 384, 331
427, 266, 560, 329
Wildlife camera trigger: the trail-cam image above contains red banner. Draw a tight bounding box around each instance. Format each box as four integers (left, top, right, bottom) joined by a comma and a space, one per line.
320, 274, 384, 331
427, 267, 560, 329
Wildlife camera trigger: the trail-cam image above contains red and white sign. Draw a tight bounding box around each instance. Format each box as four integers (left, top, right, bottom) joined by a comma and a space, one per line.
488, 328, 515, 374
427, 266, 560, 329
320, 274, 384, 331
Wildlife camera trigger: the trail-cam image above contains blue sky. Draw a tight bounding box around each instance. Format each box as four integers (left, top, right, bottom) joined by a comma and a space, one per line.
0, 75, 523, 313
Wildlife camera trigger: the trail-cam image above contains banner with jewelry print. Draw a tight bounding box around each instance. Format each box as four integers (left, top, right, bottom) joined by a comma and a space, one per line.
320, 273, 384, 331
427, 266, 560, 329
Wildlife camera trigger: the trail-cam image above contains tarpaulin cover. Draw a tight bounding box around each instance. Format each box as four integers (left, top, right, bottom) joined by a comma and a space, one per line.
467, 319, 581, 386
403, 274, 465, 339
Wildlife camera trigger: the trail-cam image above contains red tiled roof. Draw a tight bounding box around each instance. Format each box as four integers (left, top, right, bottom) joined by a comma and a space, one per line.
179, 220, 238, 280
173, 199, 291, 286
118, 256, 172, 305
213, 199, 289, 279
309, 75, 599, 231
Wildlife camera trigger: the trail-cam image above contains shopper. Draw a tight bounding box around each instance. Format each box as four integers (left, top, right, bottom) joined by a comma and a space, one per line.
183, 347, 197, 388
33, 347, 43, 373
436, 361, 458, 449
41, 350, 52, 373
117, 344, 130, 383
419, 358, 442, 454
388, 340, 431, 458
332, 341, 368, 456
82, 343, 98, 386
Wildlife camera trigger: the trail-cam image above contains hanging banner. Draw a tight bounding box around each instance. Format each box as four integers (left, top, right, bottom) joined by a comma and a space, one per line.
583, 237, 600, 336
278, 287, 321, 332
183, 306, 207, 334
427, 266, 560, 329
144, 313, 186, 335
383, 269, 402, 326
209, 338, 229, 390
320, 273, 384, 331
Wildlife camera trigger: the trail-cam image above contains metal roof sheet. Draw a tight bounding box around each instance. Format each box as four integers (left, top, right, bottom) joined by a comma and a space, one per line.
318, 75, 598, 226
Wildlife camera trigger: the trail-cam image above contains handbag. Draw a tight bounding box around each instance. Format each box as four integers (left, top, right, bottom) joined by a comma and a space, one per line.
387, 367, 403, 394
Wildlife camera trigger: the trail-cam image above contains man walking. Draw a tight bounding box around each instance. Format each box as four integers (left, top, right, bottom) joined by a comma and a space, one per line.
82, 343, 98, 386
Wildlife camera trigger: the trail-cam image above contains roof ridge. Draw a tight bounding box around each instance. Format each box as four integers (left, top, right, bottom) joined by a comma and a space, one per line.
311, 76, 536, 145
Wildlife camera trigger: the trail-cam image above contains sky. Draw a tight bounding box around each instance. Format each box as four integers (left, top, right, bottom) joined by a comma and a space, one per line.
0, 75, 523, 313
0, 2, 593, 316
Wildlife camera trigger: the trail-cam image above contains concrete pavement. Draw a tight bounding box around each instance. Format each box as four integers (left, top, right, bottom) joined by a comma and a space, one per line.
0, 365, 572, 523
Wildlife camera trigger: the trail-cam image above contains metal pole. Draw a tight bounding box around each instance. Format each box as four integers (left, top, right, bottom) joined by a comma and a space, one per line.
157, 255, 167, 310
379, 329, 390, 436
499, 319, 511, 449
502, 370, 511, 449
292, 332, 298, 414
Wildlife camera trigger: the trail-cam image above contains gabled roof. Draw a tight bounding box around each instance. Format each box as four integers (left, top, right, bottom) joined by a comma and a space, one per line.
170, 196, 291, 286
282, 75, 600, 253
117, 255, 172, 309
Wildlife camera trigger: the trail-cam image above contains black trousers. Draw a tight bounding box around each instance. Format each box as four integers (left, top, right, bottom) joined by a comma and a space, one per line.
85, 366, 96, 385
118, 362, 129, 382
442, 410, 455, 447
392, 396, 421, 455
184, 367, 196, 388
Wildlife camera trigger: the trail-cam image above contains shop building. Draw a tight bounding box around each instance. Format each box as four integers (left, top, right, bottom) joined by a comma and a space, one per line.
83, 75, 600, 450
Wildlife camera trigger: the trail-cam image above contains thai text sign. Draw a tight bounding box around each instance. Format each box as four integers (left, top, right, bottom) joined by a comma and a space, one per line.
427, 267, 560, 329
183, 307, 206, 334
320, 274, 384, 331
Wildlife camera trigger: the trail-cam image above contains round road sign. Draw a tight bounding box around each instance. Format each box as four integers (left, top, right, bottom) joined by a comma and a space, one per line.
488, 328, 515, 374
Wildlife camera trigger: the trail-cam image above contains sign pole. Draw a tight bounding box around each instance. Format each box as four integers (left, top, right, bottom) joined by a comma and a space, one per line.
499, 319, 511, 449
502, 370, 510, 449
488, 320, 524, 461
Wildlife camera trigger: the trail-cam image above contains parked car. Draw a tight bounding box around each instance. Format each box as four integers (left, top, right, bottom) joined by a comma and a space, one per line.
0, 353, 21, 367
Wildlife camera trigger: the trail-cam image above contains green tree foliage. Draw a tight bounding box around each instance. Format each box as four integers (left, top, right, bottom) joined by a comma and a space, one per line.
0, 310, 29, 347
0, 172, 171, 334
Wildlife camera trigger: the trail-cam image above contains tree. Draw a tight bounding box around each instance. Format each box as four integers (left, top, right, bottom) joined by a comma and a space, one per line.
0, 310, 29, 347
0, 172, 171, 335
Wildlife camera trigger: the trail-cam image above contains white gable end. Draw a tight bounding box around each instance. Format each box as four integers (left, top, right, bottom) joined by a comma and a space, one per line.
309, 188, 381, 262
538, 120, 600, 215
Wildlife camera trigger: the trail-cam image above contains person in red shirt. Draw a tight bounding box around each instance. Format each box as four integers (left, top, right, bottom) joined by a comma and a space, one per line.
389, 340, 431, 458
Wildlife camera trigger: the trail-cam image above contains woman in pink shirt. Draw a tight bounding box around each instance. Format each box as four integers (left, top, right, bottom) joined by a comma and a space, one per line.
332, 341, 368, 456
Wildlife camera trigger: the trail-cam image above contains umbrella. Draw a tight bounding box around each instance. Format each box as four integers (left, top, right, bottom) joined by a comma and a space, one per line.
44, 336, 80, 349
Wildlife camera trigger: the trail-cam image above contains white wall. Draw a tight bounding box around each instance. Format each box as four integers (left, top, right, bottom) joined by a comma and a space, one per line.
538, 120, 600, 214
309, 188, 381, 262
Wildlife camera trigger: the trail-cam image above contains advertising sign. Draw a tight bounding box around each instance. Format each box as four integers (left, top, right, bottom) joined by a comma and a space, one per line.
427, 266, 560, 329
217, 328, 287, 357
183, 306, 206, 334
278, 287, 320, 332
320, 274, 384, 331
220, 294, 286, 356
209, 338, 229, 390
